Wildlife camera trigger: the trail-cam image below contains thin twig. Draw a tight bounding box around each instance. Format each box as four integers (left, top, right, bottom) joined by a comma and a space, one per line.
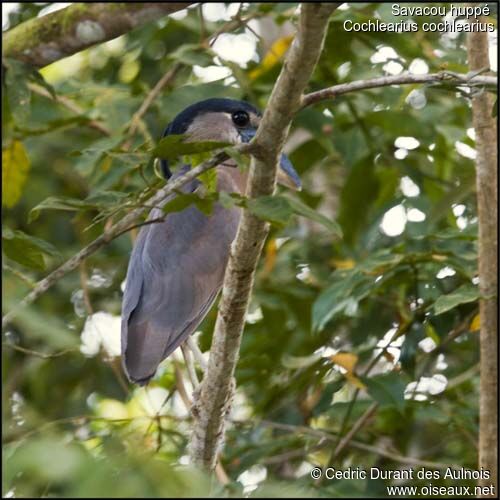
28, 83, 112, 136
4, 413, 186, 446
2, 263, 35, 287
181, 343, 200, 388
408, 309, 477, 401
446, 363, 479, 390
127, 63, 183, 140
208, 9, 261, 48
301, 72, 497, 108
334, 325, 401, 450
79, 262, 93, 315
2, 342, 77, 359
107, 357, 130, 395
173, 359, 194, 410
330, 402, 379, 463
186, 336, 208, 372
198, 4, 206, 42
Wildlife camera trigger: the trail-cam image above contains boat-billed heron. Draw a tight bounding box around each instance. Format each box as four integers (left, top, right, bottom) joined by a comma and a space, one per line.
121, 98, 301, 385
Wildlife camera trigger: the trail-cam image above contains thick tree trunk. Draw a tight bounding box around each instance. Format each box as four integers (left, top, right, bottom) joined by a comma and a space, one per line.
467, 16, 498, 498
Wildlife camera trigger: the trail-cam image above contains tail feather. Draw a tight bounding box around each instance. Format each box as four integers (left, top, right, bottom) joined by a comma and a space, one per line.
122, 320, 167, 384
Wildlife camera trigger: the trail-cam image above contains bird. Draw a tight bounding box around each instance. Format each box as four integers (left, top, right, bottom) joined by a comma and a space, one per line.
121, 98, 301, 385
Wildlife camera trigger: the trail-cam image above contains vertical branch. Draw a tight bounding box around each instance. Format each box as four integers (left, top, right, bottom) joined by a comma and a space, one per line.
189, 3, 341, 470
467, 13, 498, 496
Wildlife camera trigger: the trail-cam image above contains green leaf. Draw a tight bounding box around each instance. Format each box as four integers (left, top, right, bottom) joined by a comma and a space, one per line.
337, 159, 379, 245
29, 191, 129, 222
182, 151, 212, 168
29, 197, 94, 223
161, 193, 197, 215
281, 352, 322, 369
312, 380, 346, 416
28, 68, 56, 98
246, 194, 342, 235
5, 437, 87, 483
400, 322, 425, 376
105, 151, 149, 166
247, 195, 292, 225
218, 191, 245, 210
311, 248, 408, 332
168, 44, 214, 67
162, 191, 217, 217
2, 228, 60, 270
427, 172, 475, 225
357, 249, 405, 273
3, 232, 43, 270
312, 270, 368, 332
70, 135, 124, 177
361, 372, 406, 411
152, 135, 230, 160
433, 284, 480, 315
197, 168, 217, 192
2, 140, 30, 208
425, 322, 441, 345
3, 58, 32, 125
15, 116, 94, 137
84, 190, 130, 207
287, 196, 342, 236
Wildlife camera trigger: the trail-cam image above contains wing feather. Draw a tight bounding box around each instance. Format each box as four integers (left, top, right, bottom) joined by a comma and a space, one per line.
121, 185, 240, 384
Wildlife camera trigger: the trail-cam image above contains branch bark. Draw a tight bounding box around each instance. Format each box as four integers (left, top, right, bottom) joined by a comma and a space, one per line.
301, 72, 497, 108
1, 151, 235, 328
467, 15, 498, 497
2, 2, 192, 68
189, 2, 341, 470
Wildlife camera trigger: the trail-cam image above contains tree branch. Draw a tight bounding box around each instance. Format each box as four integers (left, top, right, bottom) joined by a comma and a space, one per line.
2, 2, 193, 68
189, 3, 342, 470
2, 342, 77, 359
328, 402, 379, 464
253, 419, 463, 471
301, 72, 497, 108
28, 83, 112, 135
126, 63, 183, 140
1, 150, 237, 328
467, 13, 498, 497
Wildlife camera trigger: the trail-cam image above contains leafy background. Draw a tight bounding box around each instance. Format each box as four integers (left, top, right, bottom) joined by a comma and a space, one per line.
2, 2, 496, 497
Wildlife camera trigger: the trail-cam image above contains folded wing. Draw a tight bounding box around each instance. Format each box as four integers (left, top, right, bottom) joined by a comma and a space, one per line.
121, 180, 240, 385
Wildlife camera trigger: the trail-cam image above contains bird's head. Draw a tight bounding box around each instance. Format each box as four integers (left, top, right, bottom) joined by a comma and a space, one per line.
159, 98, 301, 190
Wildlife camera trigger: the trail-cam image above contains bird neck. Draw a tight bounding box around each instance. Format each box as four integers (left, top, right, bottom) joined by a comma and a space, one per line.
216, 162, 248, 195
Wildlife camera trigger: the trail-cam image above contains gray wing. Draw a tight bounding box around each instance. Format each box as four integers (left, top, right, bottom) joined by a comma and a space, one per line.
121, 178, 240, 385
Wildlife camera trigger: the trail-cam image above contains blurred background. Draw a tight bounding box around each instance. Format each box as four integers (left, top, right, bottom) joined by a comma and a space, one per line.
2, 2, 497, 497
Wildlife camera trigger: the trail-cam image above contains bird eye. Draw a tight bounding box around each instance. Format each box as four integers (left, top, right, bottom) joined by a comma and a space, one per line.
231, 110, 250, 127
